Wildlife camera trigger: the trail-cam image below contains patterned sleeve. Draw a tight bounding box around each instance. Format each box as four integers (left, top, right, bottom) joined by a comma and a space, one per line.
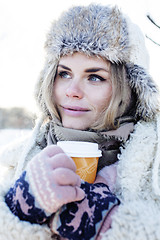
5, 171, 49, 224
50, 181, 120, 240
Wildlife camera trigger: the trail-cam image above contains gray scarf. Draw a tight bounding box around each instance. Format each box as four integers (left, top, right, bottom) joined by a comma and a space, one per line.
41, 117, 134, 172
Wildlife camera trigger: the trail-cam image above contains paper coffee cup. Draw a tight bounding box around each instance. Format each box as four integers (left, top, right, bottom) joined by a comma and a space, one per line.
57, 141, 102, 183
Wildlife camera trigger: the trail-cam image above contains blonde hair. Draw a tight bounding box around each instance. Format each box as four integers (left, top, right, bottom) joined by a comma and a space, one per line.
92, 63, 132, 130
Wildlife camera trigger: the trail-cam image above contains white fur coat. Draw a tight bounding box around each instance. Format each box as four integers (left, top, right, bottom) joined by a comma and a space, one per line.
0, 115, 160, 240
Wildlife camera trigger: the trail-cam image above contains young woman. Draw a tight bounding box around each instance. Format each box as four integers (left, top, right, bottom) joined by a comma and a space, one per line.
0, 4, 160, 240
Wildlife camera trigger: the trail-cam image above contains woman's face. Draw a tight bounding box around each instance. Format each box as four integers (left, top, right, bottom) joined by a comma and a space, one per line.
53, 52, 112, 130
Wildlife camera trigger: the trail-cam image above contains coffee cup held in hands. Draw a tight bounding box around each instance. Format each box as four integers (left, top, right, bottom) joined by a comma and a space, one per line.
57, 141, 102, 183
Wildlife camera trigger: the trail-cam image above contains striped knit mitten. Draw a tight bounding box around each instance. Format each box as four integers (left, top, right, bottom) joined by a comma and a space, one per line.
50, 181, 120, 240
5, 145, 85, 223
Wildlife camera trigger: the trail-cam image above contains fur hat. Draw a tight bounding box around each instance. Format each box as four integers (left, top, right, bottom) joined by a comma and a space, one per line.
35, 4, 159, 121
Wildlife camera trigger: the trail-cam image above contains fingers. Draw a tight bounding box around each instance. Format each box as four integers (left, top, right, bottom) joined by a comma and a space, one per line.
97, 165, 117, 191
35, 146, 76, 172
27, 145, 85, 214
57, 186, 85, 204
51, 168, 81, 186
40, 145, 65, 158
31, 146, 76, 173
49, 153, 76, 172
31, 145, 65, 165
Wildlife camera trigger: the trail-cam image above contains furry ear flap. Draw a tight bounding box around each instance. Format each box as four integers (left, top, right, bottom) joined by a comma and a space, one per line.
126, 64, 160, 120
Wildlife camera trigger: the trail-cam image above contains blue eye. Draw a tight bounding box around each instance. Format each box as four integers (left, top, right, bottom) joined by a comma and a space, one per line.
88, 74, 106, 82
58, 71, 71, 79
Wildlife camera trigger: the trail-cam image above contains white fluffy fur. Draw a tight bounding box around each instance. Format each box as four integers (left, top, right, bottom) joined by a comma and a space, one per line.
125, 16, 150, 70
1, 114, 160, 239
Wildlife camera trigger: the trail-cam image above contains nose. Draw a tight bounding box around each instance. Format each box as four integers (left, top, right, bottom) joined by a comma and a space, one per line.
65, 79, 83, 99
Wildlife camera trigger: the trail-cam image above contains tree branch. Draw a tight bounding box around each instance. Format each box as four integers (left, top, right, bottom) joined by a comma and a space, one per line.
147, 14, 160, 29
146, 35, 160, 46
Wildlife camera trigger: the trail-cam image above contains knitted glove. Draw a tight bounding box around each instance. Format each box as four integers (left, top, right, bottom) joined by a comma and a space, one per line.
50, 181, 120, 240
96, 163, 118, 192
5, 145, 85, 223
5, 171, 49, 224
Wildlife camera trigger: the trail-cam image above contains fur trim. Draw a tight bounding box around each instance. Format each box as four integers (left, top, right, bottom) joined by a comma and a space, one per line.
125, 16, 149, 70
126, 64, 159, 120
46, 5, 129, 63
34, 4, 160, 121
102, 200, 160, 240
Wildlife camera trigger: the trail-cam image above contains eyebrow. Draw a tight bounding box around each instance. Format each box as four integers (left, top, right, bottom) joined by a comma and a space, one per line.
85, 68, 109, 73
58, 64, 71, 71
58, 64, 109, 73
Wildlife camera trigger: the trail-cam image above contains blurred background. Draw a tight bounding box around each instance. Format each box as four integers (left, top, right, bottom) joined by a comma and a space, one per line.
0, 0, 160, 146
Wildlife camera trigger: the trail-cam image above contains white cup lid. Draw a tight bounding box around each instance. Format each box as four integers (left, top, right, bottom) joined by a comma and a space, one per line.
57, 141, 102, 157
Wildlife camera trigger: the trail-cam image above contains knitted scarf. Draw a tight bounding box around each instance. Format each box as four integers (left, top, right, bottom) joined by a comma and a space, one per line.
44, 117, 135, 172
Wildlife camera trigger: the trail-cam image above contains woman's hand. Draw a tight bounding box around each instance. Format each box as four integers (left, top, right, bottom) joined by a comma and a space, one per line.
95, 163, 118, 192
50, 181, 120, 240
26, 145, 85, 214
5, 145, 85, 224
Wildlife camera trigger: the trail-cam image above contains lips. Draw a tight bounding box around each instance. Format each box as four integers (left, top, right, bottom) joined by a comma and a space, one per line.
63, 105, 89, 111
61, 105, 90, 116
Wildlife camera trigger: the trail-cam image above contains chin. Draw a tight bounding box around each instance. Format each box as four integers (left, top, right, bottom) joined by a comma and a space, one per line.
62, 121, 89, 130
